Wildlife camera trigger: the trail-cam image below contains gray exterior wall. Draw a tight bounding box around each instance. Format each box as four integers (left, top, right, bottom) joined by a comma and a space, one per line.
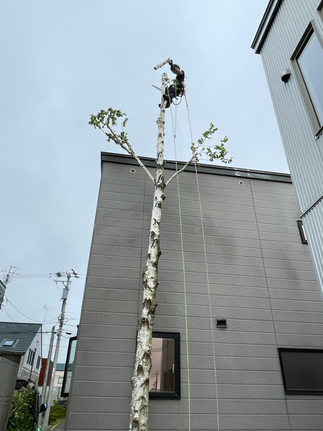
65, 154, 323, 430
0, 354, 20, 431
251, 0, 323, 293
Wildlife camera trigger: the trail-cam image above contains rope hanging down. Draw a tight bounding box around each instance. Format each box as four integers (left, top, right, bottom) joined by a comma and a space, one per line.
169, 103, 192, 431
169, 91, 221, 431
184, 92, 221, 431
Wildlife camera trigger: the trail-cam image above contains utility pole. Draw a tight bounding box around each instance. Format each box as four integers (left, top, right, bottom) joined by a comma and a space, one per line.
42, 270, 78, 431
39, 326, 55, 420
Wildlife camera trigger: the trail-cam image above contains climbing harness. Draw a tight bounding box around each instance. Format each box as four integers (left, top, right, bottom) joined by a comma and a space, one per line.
172, 95, 183, 106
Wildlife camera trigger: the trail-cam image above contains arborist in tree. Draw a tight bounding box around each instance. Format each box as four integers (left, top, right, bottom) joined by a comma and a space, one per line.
161, 60, 185, 108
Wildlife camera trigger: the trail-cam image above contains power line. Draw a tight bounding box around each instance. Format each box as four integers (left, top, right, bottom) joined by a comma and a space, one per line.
1, 306, 16, 323
5, 298, 58, 323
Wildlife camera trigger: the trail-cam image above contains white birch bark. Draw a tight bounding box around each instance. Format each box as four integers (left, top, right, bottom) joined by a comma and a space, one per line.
129, 73, 168, 431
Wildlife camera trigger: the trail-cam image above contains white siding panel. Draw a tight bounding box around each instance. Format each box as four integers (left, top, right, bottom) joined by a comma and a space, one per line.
303, 200, 323, 297
260, 0, 323, 212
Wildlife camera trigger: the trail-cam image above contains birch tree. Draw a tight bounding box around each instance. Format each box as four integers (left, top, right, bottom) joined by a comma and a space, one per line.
89, 61, 231, 431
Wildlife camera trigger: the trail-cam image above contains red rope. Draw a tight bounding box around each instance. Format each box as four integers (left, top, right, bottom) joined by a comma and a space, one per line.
184, 93, 220, 431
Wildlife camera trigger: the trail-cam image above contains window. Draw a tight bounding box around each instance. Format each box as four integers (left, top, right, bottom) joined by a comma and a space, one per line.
149, 332, 180, 399
278, 348, 323, 394
297, 220, 308, 244
61, 336, 77, 397
27, 348, 35, 366
61, 333, 181, 399
292, 23, 323, 134
36, 355, 41, 369
1, 339, 16, 347
0, 338, 19, 348
58, 377, 64, 384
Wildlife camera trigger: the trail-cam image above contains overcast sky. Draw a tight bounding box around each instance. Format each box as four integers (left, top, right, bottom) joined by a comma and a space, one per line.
0, 0, 287, 362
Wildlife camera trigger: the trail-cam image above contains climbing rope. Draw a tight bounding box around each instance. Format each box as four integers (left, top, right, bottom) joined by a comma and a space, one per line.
184, 92, 221, 431
167, 86, 221, 431
169, 102, 191, 431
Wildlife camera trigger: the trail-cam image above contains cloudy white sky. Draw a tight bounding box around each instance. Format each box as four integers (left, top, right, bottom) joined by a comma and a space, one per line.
0, 0, 287, 362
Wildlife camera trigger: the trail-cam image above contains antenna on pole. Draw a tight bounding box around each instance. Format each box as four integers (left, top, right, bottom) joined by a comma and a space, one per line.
0, 266, 21, 285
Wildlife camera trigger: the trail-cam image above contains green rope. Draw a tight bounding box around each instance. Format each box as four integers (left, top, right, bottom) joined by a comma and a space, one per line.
169, 104, 191, 431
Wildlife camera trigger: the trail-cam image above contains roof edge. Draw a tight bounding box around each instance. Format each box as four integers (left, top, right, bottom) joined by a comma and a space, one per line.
251, 0, 283, 54
101, 152, 291, 183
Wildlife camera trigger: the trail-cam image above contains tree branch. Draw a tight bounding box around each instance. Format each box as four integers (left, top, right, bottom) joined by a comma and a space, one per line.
103, 127, 154, 183
89, 109, 155, 183
166, 123, 232, 186
165, 153, 197, 186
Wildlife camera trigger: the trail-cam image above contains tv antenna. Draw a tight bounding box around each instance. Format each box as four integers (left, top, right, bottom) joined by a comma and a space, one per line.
0, 266, 21, 285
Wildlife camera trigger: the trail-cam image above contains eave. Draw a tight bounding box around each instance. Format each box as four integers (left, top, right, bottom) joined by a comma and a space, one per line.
251, 0, 284, 54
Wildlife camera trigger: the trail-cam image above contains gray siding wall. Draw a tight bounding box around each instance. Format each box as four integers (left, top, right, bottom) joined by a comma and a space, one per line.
66, 158, 323, 430
252, 0, 323, 296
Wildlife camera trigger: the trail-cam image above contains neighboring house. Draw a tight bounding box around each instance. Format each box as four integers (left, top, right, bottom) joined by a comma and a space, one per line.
52, 363, 65, 402
38, 358, 53, 404
39, 362, 66, 405
65, 153, 323, 430
252, 0, 323, 295
0, 322, 42, 430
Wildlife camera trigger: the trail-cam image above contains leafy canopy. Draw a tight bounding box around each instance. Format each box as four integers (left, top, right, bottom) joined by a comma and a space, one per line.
89, 108, 232, 165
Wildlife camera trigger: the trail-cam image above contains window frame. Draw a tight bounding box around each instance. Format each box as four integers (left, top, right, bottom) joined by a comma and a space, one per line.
278, 347, 323, 394
297, 220, 308, 244
149, 332, 181, 400
1, 338, 18, 347
61, 335, 77, 397
27, 348, 33, 365
291, 21, 323, 136
36, 355, 41, 369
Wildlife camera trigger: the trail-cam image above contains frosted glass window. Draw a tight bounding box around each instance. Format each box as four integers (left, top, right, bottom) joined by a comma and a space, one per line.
297, 32, 323, 125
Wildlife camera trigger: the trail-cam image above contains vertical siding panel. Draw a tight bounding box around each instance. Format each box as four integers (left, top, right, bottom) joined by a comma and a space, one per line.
260, 0, 323, 212
255, 0, 323, 300
304, 201, 323, 296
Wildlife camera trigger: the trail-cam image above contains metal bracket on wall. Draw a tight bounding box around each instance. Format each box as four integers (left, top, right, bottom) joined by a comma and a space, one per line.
299, 193, 323, 218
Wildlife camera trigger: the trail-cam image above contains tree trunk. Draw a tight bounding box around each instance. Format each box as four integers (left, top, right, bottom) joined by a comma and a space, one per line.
129, 73, 168, 431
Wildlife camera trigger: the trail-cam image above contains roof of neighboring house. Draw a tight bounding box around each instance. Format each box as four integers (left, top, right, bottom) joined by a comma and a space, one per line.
56, 363, 65, 371
0, 322, 42, 355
